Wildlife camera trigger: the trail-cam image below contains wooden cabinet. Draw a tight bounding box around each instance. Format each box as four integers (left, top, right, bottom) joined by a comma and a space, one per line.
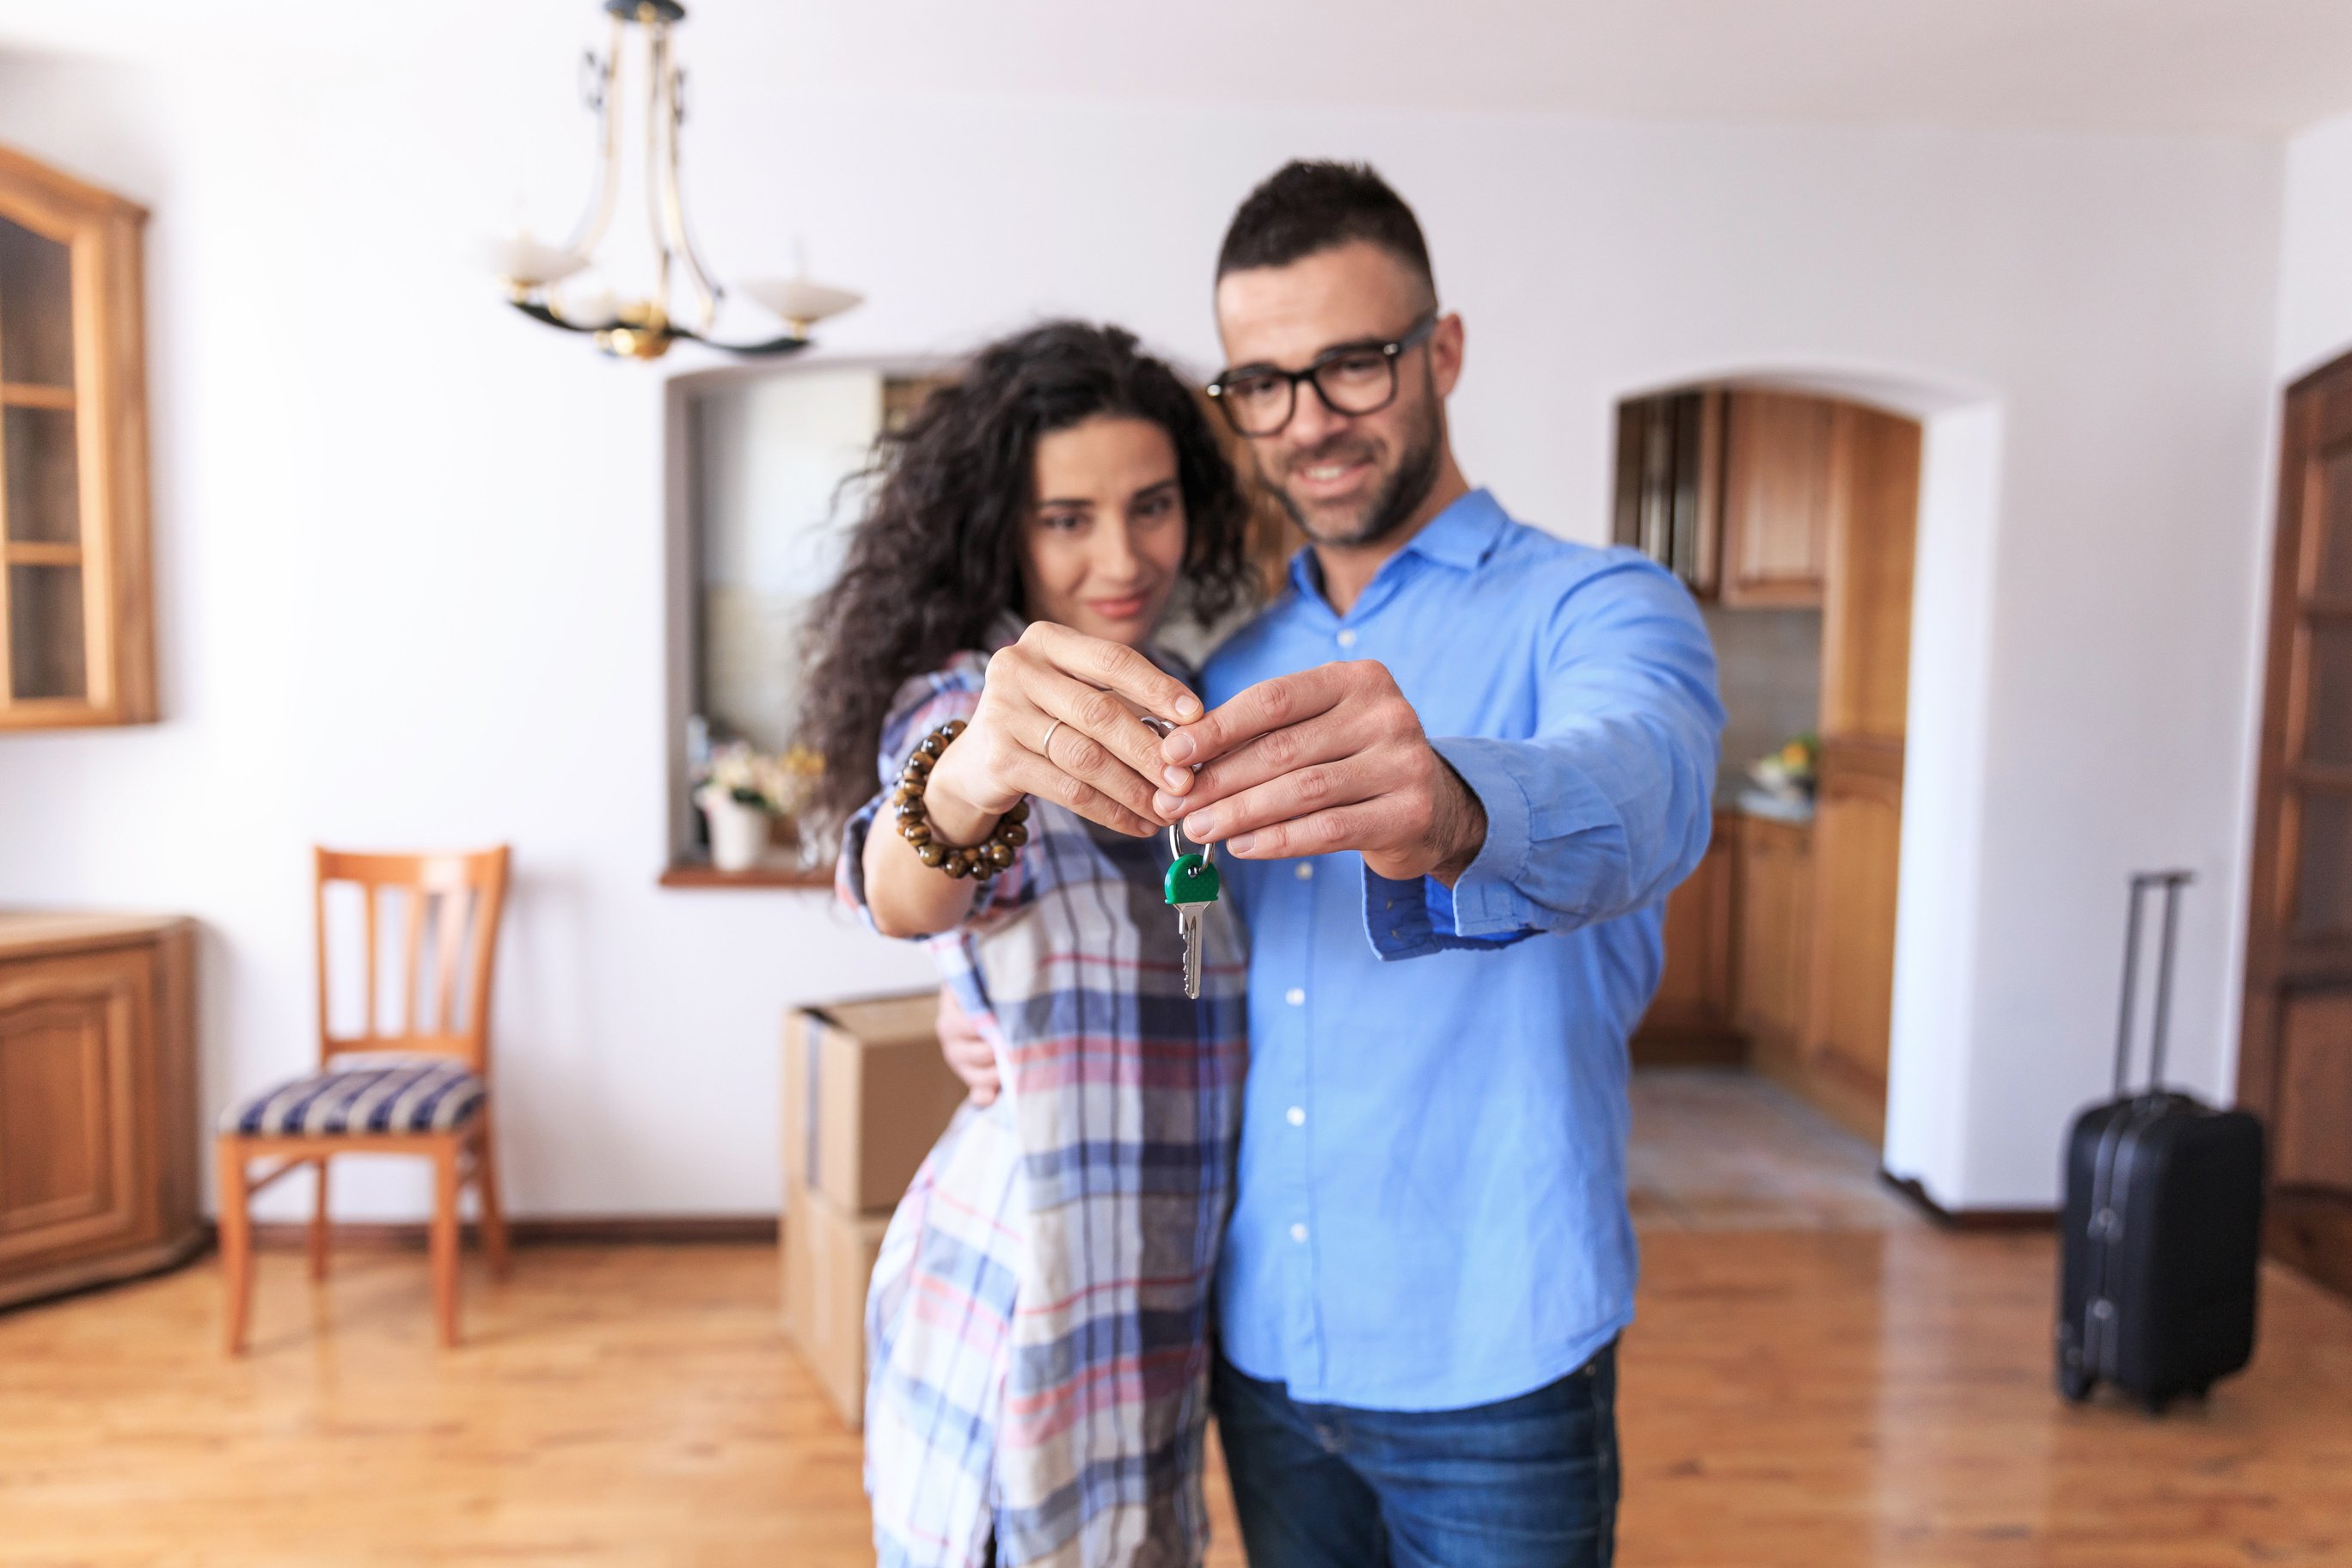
1612, 384, 1920, 1146
1735, 816, 1814, 1080
2238, 349, 2352, 1301
1613, 389, 1724, 596
0, 144, 155, 729
1614, 387, 1894, 616
1820, 404, 1920, 738
0, 914, 197, 1308
1719, 391, 1838, 608
1803, 739, 1906, 1144
1633, 813, 1742, 1063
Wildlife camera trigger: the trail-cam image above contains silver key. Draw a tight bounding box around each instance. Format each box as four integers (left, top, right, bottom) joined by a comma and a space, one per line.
1163, 822, 1220, 1000
1142, 713, 1219, 1001
1178, 901, 1204, 1000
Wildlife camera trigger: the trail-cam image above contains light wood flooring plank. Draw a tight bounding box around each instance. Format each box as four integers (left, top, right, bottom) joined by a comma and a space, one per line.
1, 1231, 2347, 1565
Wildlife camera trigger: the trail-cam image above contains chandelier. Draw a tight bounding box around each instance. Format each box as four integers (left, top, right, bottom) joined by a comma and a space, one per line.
491, 0, 861, 361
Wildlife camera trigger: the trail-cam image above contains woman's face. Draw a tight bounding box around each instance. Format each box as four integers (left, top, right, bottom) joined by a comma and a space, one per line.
1019, 415, 1188, 648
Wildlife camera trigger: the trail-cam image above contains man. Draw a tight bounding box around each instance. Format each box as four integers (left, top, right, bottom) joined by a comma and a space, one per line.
943, 162, 1721, 1566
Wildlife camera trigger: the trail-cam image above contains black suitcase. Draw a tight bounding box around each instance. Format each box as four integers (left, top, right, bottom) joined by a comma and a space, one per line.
2055, 870, 2266, 1412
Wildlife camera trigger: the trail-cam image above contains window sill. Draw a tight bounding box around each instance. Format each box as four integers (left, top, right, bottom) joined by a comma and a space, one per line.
658, 861, 833, 891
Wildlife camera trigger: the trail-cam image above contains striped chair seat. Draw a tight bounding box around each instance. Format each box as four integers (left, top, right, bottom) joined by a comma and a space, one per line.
222, 1055, 485, 1136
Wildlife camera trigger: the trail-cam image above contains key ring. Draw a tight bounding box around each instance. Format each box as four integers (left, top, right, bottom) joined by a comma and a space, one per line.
1139, 714, 1213, 880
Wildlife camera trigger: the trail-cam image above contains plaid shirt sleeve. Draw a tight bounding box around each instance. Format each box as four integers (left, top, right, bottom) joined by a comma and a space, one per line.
836, 650, 1035, 936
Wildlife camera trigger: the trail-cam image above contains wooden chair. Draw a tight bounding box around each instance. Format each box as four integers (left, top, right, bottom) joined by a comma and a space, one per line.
215, 847, 512, 1352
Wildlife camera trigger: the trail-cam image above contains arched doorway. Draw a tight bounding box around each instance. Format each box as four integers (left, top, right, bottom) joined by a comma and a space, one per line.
1608, 368, 2005, 1216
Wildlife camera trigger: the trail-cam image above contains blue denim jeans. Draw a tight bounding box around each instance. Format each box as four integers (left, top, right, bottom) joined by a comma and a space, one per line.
1210, 1344, 1619, 1568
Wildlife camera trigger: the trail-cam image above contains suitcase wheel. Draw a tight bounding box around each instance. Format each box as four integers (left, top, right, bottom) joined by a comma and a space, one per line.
2058, 1364, 2094, 1403
2143, 1393, 2169, 1417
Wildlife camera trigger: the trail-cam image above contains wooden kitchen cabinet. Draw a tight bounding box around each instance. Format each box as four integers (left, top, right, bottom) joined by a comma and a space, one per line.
1719, 390, 1837, 608
1632, 812, 1742, 1064
1612, 389, 1724, 597
0, 913, 199, 1308
1803, 738, 1906, 1144
0, 144, 156, 728
1735, 815, 1815, 1082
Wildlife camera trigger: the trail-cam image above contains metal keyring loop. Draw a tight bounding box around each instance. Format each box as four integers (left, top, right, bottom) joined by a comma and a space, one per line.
1141, 713, 1211, 878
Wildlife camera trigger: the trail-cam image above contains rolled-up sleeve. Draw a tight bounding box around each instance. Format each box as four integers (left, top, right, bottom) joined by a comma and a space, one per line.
1366, 560, 1723, 959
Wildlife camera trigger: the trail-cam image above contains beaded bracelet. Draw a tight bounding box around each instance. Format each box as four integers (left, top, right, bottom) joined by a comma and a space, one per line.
893, 718, 1031, 881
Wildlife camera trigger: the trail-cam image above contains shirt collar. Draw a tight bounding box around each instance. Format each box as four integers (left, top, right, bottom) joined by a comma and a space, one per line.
1283, 487, 1510, 609
1400, 487, 1510, 570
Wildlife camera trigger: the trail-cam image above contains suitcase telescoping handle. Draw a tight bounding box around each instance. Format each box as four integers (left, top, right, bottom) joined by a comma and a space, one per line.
2113, 870, 2193, 1099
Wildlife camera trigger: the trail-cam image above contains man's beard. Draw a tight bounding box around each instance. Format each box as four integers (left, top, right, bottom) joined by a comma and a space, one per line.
1266, 394, 1444, 550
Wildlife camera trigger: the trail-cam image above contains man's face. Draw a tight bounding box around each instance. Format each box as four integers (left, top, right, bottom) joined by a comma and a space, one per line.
1213, 241, 1461, 548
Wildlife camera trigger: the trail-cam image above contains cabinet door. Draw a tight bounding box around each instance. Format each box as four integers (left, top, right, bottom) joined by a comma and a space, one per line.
0, 947, 150, 1268
1735, 818, 1815, 1079
1634, 817, 1739, 1059
1720, 391, 1835, 607
2240, 351, 2352, 1302
1805, 739, 1904, 1143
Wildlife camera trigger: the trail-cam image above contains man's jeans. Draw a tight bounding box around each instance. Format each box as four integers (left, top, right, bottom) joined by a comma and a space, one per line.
1210, 1344, 1620, 1568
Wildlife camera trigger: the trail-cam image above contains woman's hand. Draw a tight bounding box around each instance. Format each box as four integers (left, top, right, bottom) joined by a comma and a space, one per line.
934, 986, 1000, 1106
924, 622, 1202, 841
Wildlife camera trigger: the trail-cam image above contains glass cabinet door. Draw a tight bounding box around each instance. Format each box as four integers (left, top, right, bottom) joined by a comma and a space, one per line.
0, 147, 153, 727
0, 216, 88, 704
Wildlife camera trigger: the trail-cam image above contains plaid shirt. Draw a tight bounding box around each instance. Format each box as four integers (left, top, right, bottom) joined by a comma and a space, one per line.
839, 648, 1247, 1568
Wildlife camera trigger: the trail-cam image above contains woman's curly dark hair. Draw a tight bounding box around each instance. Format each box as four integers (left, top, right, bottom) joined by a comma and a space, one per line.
798, 321, 1256, 832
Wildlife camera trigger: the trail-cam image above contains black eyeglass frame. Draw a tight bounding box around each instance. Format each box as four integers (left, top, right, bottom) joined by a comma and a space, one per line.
1205, 311, 1441, 437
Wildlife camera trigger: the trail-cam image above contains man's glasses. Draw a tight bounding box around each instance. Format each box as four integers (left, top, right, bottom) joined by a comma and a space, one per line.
1206, 313, 1439, 438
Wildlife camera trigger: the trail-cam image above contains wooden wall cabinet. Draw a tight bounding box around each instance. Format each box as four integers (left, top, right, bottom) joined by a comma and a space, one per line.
0, 144, 155, 728
1632, 813, 1742, 1063
1719, 390, 1839, 609
0, 914, 198, 1308
1612, 389, 1724, 596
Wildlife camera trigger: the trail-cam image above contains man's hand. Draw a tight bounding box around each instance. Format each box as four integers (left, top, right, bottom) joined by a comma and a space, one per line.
1152, 661, 1488, 885
934, 986, 999, 1106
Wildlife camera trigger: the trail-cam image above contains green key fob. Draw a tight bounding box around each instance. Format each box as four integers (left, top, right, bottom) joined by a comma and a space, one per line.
1164, 852, 1221, 905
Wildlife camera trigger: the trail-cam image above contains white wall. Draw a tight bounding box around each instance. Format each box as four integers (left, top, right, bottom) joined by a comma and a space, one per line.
2275, 111, 2352, 379
0, 32, 2287, 1216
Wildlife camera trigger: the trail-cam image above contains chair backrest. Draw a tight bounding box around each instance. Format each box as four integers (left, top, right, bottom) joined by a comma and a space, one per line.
314, 846, 511, 1075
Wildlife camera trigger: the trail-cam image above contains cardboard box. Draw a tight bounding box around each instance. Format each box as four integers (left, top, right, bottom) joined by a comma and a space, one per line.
783, 992, 969, 1213
781, 1183, 891, 1430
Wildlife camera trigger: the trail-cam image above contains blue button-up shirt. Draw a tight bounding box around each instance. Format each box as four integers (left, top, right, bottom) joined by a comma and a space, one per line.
1205, 487, 1723, 1411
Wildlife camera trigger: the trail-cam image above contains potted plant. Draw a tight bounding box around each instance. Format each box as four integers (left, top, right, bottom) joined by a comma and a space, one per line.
695, 741, 787, 873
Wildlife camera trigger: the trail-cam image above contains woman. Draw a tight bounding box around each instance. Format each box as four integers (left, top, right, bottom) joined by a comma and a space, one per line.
799, 322, 1257, 1568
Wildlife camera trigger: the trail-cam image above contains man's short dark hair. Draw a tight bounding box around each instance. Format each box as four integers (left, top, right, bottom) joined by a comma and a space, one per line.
1216, 160, 1435, 300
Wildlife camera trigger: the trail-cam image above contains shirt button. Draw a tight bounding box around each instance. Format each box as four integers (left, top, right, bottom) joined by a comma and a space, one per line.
1290, 1222, 1309, 1243
1285, 987, 1305, 1007
1287, 1106, 1306, 1126
1295, 862, 1314, 881
1336, 629, 1358, 649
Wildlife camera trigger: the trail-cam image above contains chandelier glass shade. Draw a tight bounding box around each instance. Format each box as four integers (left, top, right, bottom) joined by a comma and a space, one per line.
492, 0, 861, 361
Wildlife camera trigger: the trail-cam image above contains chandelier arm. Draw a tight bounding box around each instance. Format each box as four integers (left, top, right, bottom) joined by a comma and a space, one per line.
642, 20, 676, 328
658, 62, 724, 334
506, 297, 604, 334
560, 13, 628, 262
665, 324, 814, 357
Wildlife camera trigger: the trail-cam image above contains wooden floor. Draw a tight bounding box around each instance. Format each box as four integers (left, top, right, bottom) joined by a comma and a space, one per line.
3, 1075, 2346, 1565
3, 1233, 2349, 1566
